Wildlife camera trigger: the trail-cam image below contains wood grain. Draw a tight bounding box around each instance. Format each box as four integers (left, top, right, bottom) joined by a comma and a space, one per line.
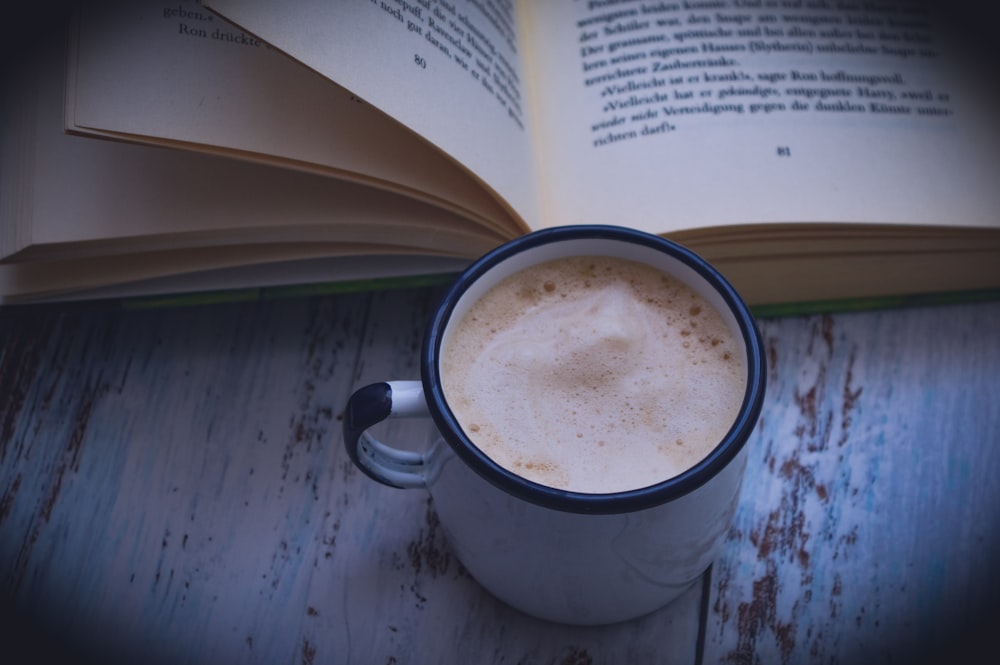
1, 291, 998, 664
706, 306, 1000, 664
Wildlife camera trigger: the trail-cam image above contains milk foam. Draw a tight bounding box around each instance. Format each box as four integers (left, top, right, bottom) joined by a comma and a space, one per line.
441, 256, 746, 494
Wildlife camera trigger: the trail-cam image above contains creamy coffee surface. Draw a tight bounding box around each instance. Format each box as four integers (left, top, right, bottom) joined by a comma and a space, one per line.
441, 255, 747, 494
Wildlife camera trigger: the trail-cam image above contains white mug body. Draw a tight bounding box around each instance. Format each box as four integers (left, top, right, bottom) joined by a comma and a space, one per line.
427, 433, 748, 624
343, 225, 766, 625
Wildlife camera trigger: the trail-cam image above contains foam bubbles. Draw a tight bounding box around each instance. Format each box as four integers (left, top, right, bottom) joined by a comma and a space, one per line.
441, 256, 746, 494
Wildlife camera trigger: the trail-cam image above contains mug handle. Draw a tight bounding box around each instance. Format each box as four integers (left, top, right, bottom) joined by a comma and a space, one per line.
343, 380, 443, 489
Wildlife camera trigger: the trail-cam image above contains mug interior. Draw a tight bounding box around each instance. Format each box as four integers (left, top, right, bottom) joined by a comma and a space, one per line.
423, 225, 764, 514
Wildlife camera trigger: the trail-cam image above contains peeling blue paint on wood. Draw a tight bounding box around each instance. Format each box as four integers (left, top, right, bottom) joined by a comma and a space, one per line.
1, 293, 998, 664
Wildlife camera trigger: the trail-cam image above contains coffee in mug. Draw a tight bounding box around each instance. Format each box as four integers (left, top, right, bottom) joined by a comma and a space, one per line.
440, 255, 746, 493
343, 225, 766, 625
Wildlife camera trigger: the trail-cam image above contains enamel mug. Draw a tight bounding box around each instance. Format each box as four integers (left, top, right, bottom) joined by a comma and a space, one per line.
343, 225, 766, 625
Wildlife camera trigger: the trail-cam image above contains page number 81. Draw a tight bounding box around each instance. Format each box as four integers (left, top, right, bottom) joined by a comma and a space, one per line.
777, 146, 791, 157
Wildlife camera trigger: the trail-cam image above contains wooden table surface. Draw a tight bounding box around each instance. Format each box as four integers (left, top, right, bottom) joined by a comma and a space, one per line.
1, 286, 998, 664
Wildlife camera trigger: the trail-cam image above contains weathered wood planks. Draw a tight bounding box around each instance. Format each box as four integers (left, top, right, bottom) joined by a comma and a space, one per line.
1, 291, 998, 664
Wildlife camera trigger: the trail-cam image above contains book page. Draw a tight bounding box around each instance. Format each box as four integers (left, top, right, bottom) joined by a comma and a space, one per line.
66, 0, 520, 236
202, 0, 541, 229
518, 1, 1000, 234
2, 35, 506, 266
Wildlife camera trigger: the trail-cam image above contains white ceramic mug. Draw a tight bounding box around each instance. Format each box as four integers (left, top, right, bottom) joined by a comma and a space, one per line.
343, 225, 766, 625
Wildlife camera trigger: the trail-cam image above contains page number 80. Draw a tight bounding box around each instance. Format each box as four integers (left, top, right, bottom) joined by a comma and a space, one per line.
414, 54, 427, 69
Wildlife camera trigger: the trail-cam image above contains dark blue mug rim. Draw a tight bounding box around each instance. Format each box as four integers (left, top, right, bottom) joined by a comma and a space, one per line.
422, 225, 765, 515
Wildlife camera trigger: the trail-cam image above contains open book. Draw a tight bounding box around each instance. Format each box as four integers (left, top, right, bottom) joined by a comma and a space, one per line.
2, 0, 998, 309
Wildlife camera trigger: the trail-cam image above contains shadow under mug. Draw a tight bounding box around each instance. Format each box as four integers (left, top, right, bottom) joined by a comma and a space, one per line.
344, 225, 766, 625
